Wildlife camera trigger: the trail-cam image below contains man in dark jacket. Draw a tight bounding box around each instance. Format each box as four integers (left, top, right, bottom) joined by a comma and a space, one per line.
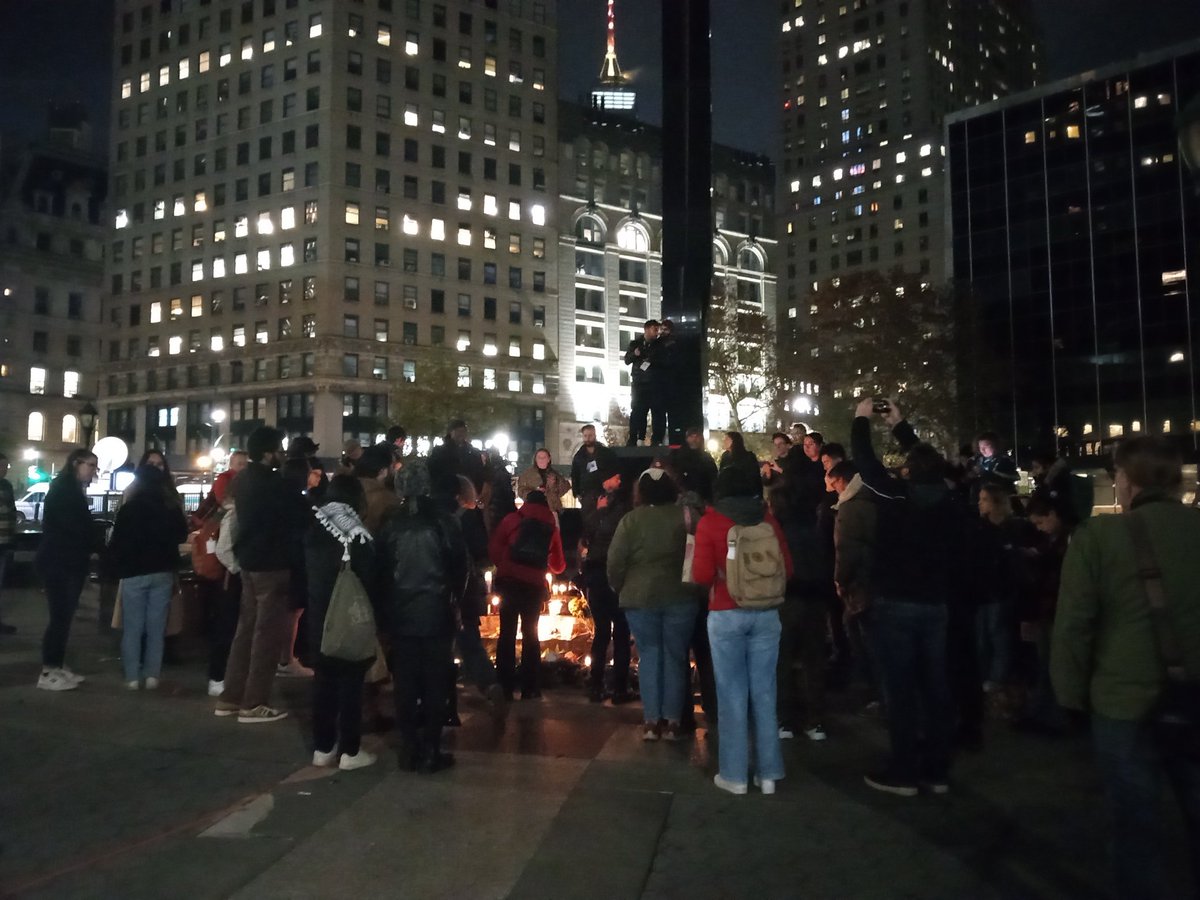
428, 419, 486, 497
580, 474, 633, 703
377, 476, 469, 772
668, 427, 719, 504
849, 398, 968, 796
624, 319, 662, 445
570, 424, 618, 513
489, 490, 566, 699
217, 426, 308, 724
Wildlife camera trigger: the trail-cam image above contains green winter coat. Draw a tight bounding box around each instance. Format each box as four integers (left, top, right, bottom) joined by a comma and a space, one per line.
607, 504, 691, 609
1051, 492, 1200, 720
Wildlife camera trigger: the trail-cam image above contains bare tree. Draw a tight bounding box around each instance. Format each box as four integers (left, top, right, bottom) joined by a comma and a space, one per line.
786, 269, 960, 449
706, 277, 784, 434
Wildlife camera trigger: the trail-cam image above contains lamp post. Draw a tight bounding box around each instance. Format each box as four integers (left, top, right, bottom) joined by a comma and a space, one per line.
78, 402, 98, 448
207, 407, 227, 470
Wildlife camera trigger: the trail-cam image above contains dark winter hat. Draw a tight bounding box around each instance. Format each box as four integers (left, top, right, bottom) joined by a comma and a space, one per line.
523, 489, 549, 507
288, 436, 320, 458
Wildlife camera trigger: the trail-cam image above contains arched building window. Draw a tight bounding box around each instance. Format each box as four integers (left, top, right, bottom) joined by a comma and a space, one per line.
62, 414, 79, 444
27, 411, 45, 442
617, 221, 649, 252
737, 244, 765, 272
575, 214, 605, 245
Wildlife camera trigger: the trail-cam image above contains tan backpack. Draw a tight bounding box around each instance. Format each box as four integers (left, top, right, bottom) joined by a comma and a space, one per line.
725, 522, 786, 609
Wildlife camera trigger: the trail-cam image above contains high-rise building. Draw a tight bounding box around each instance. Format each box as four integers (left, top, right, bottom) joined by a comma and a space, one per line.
948, 39, 1200, 456
103, 0, 557, 468
0, 110, 107, 478
777, 0, 1040, 362
556, 102, 777, 447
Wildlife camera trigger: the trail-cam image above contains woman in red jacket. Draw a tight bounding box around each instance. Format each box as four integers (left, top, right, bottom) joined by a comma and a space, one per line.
692, 466, 794, 795
489, 490, 566, 699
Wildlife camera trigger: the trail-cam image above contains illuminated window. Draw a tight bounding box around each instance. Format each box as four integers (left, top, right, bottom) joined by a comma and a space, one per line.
402, 215, 419, 235
169, 335, 183, 355
280, 243, 295, 266
532, 374, 546, 394
235, 252, 248, 274
121, 79, 132, 99
62, 370, 80, 399
508, 200, 520, 221
281, 207, 297, 230
29, 367, 46, 395
457, 365, 471, 387
457, 224, 472, 246
405, 31, 419, 55
530, 204, 546, 227
213, 258, 227, 278
178, 58, 190, 79
533, 341, 546, 361
377, 24, 391, 46
404, 103, 419, 126
617, 223, 649, 252
61, 414, 78, 444
345, 202, 360, 225
483, 194, 498, 216
1066, 124, 1080, 139
191, 295, 203, 317
430, 218, 446, 241
27, 411, 45, 441
235, 216, 249, 238
309, 14, 323, 38
159, 65, 171, 87
150, 301, 163, 323
257, 213, 275, 235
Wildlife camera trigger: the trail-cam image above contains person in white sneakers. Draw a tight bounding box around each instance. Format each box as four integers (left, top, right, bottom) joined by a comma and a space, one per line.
304, 476, 383, 771
35, 449, 99, 691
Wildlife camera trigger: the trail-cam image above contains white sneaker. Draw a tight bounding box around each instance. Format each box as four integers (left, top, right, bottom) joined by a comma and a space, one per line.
339, 749, 377, 771
59, 667, 85, 684
144, 677, 160, 690
37, 669, 80, 691
312, 745, 339, 767
207, 679, 225, 697
125, 680, 140, 691
713, 774, 747, 795
778, 726, 795, 740
804, 725, 828, 742
753, 774, 778, 795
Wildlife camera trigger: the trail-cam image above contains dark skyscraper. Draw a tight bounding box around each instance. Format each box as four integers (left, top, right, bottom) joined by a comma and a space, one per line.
948, 39, 1200, 456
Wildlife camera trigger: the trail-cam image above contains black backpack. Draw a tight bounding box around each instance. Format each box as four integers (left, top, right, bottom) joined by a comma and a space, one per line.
509, 516, 554, 569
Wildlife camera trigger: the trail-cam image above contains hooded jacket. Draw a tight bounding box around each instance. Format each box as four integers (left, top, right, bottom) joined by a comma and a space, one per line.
606, 504, 692, 609
691, 496, 794, 611
489, 501, 566, 586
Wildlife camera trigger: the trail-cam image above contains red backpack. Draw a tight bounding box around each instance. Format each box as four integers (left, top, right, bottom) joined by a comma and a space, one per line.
190, 511, 226, 581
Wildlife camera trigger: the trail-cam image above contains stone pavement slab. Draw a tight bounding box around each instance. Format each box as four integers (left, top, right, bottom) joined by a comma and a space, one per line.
0, 579, 1193, 900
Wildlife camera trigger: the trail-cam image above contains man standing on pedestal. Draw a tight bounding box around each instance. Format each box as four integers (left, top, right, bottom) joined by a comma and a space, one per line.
624, 319, 662, 446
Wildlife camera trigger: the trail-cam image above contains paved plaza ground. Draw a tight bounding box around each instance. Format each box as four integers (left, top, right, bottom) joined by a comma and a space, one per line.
0, 566, 1190, 900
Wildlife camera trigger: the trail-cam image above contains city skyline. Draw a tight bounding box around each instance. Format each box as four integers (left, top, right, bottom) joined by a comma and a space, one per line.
4, 0, 1200, 159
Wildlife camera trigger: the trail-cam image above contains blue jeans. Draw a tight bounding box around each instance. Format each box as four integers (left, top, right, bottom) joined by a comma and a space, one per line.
1092, 714, 1200, 900
625, 603, 696, 723
975, 601, 1012, 684
707, 608, 784, 784
119, 572, 175, 681
868, 599, 952, 783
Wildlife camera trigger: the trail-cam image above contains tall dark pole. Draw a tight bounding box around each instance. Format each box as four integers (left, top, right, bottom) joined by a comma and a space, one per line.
661, 0, 713, 444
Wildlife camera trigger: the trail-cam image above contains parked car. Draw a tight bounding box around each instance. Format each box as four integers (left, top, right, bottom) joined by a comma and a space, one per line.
15, 483, 127, 527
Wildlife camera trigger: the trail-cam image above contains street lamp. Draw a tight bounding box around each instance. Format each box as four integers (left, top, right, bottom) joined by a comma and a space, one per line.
78, 402, 98, 447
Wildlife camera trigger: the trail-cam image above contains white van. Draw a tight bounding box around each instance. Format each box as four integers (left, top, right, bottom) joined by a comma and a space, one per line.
14, 482, 116, 525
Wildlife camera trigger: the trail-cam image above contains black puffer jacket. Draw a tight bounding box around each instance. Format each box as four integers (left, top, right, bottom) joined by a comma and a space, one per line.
581, 491, 630, 569
375, 498, 469, 637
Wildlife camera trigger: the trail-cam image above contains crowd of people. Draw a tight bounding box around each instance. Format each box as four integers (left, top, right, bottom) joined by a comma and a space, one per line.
7, 401, 1199, 899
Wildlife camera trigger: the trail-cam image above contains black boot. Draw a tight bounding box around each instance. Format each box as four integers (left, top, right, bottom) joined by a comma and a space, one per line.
397, 733, 421, 772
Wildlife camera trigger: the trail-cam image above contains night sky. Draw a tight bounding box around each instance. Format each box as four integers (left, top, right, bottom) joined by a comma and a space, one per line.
1, 0, 1199, 159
